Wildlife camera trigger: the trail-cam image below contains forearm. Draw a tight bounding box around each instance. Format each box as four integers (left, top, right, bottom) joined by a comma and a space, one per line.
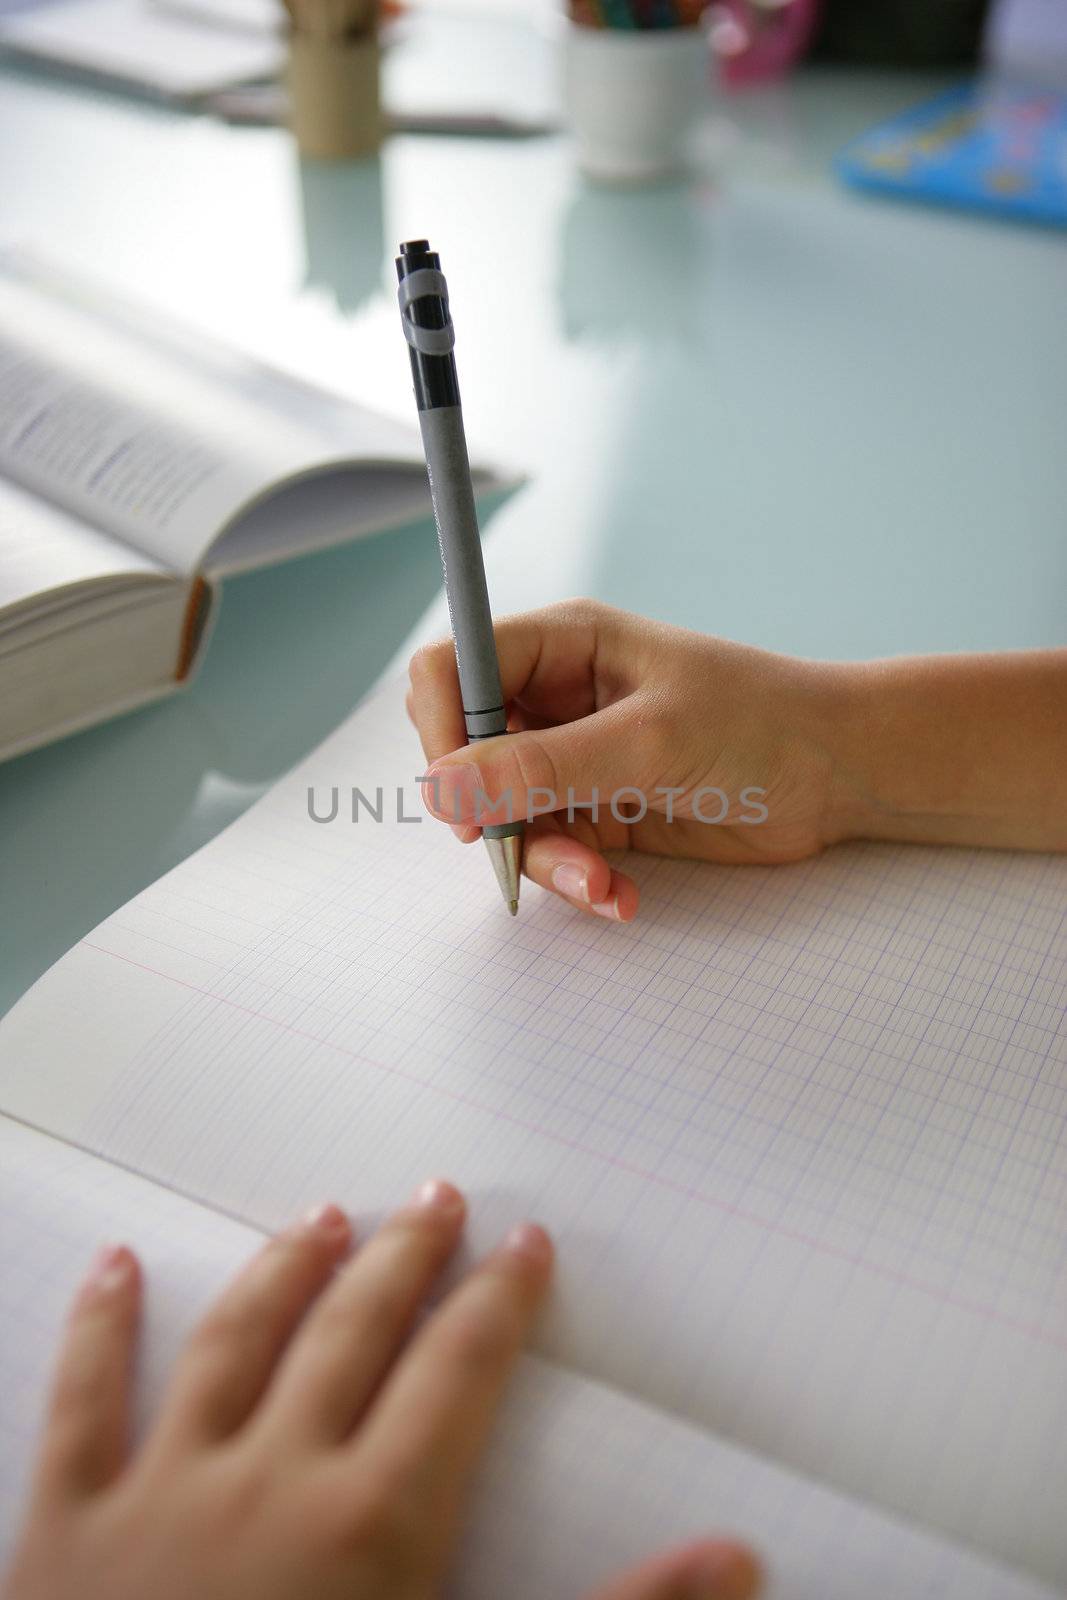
822, 650, 1067, 853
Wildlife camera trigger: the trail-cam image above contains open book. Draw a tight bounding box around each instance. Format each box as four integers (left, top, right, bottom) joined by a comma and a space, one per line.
0, 252, 467, 762
2, 676, 1066, 1599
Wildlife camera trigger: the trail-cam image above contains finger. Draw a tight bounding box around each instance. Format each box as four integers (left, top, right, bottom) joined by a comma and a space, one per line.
584, 1541, 762, 1600
406, 683, 488, 843
348, 1223, 552, 1549
423, 693, 661, 833
35, 1244, 141, 1500
150, 1204, 352, 1449
408, 638, 466, 770
405, 684, 538, 758
524, 822, 640, 922
408, 601, 618, 770
255, 1180, 467, 1447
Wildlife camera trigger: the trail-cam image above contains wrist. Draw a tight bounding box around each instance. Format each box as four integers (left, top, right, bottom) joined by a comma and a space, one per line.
808, 652, 1060, 852
819, 649, 1067, 854
803, 659, 891, 848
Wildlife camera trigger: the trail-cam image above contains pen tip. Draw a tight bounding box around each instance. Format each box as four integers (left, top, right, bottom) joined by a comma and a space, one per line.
485, 835, 522, 916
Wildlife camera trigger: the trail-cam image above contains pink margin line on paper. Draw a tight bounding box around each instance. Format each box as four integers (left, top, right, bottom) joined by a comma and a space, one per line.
82, 939, 1067, 1354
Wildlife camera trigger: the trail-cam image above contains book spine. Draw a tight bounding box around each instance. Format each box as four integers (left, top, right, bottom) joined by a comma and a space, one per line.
176, 576, 212, 682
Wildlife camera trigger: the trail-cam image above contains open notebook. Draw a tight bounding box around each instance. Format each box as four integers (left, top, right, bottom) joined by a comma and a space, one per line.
0, 252, 499, 761
1, 676, 1066, 1597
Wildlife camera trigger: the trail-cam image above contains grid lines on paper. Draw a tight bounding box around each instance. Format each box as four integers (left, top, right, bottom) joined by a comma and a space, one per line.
27, 685, 1067, 1582
86, 808, 1067, 1348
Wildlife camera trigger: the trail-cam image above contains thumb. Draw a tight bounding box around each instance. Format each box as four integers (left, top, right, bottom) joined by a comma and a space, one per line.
423, 698, 662, 828
583, 1540, 762, 1600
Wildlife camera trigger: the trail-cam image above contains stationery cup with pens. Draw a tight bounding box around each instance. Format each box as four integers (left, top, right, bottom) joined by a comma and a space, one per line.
562, 1, 710, 184
285, 0, 381, 160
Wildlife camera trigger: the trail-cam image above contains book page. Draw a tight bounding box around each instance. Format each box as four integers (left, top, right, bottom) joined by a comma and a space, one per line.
2, 678, 1066, 1584
0, 1118, 1054, 1600
0, 255, 424, 577
0, 472, 186, 762
0, 0, 284, 100
0, 474, 166, 624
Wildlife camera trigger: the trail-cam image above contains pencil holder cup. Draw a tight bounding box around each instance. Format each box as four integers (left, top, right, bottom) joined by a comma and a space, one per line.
561, 22, 708, 184
287, 33, 382, 160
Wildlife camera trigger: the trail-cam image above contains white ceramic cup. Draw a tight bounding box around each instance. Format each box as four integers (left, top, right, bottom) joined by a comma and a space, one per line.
561, 22, 709, 185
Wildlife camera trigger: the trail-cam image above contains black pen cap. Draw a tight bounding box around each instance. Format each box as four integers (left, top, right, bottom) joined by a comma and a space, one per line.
396, 238, 460, 410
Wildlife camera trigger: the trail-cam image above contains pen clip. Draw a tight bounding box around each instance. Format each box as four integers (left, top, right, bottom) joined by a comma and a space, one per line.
398, 268, 456, 356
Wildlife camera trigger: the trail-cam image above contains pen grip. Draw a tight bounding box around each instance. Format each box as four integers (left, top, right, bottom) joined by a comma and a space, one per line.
418, 406, 507, 743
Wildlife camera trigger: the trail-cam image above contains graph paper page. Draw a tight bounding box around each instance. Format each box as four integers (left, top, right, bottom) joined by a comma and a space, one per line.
2, 677, 1066, 1584
0, 1118, 1056, 1600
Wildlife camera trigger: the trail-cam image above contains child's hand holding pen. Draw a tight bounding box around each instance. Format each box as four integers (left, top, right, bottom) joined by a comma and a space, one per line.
408, 600, 1067, 921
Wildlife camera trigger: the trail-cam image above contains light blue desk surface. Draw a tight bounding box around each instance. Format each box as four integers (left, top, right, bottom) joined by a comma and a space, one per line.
1, 54, 1065, 1017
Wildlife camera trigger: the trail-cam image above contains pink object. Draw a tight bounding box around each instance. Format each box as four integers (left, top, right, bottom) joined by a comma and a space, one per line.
707, 0, 822, 86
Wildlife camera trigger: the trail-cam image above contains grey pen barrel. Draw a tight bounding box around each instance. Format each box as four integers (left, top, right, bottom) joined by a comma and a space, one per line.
397, 237, 523, 910
418, 406, 520, 845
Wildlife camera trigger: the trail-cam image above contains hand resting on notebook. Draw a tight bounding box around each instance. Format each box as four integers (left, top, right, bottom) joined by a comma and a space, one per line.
408, 599, 1067, 921
1, 1184, 760, 1600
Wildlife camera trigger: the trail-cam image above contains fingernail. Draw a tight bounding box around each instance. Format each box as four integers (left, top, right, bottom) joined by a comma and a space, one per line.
427, 761, 480, 823
684, 1544, 762, 1600
300, 1202, 350, 1235
591, 895, 622, 920
411, 1178, 466, 1218
552, 863, 588, 902
81, 1243, 133, 1298
503, 1222, 553, 1266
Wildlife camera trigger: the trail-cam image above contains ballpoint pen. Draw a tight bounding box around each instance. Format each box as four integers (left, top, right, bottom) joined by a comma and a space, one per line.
396, 238, 523, 915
